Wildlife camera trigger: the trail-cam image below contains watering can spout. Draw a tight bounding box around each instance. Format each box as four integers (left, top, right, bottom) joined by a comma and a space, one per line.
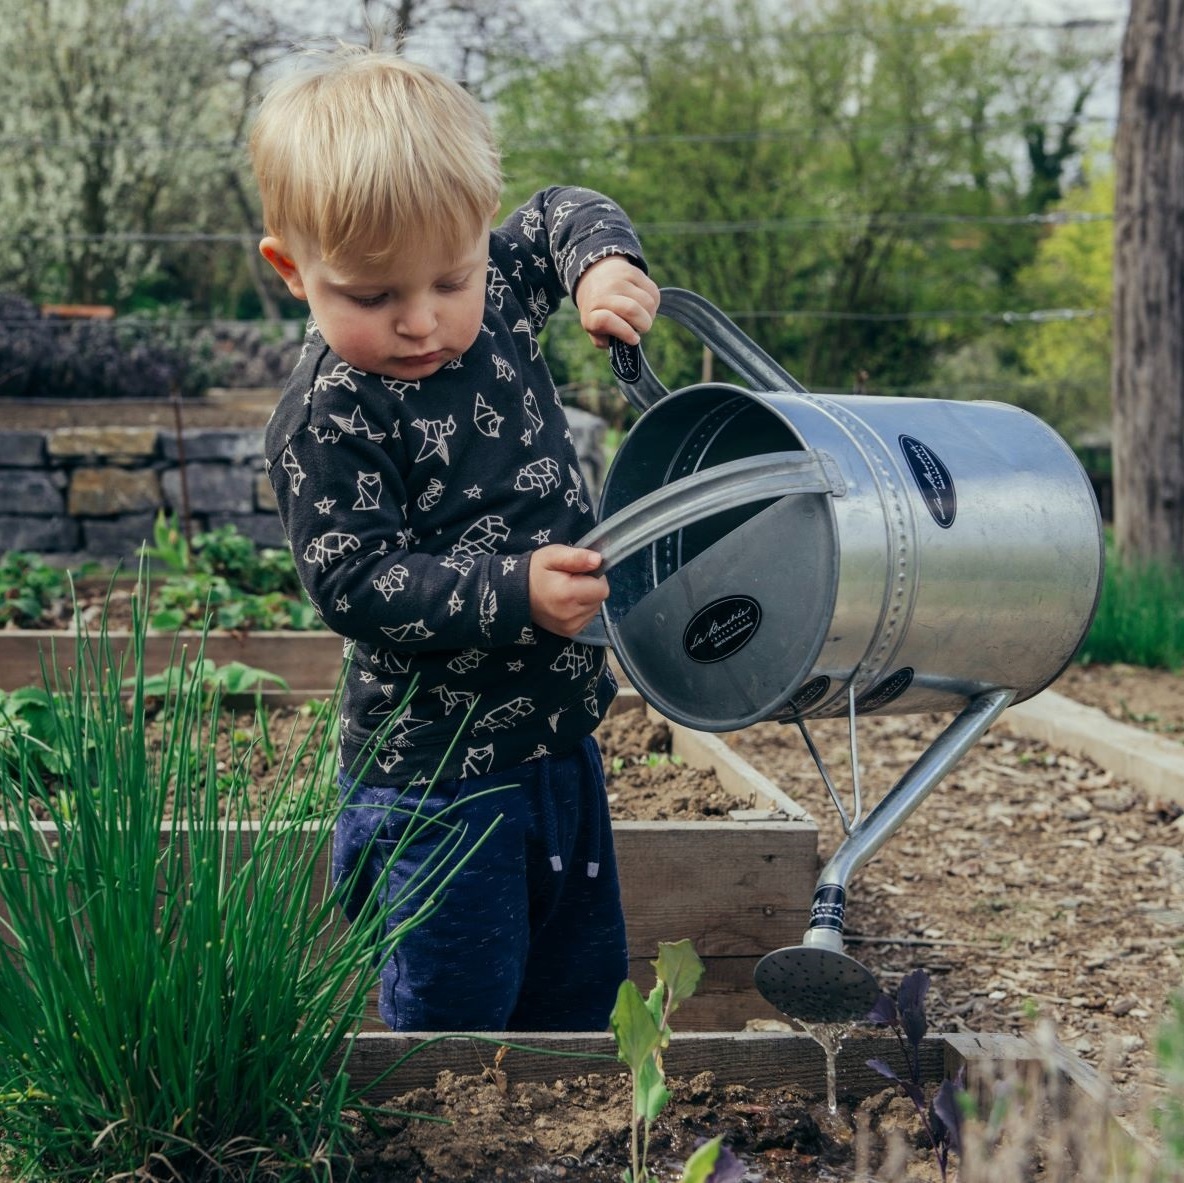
754, 689, 1015, 1025
755, 880, 882, 1023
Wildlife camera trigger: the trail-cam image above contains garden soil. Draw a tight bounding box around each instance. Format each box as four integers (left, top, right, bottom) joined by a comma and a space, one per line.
330, 664, 1184, 1181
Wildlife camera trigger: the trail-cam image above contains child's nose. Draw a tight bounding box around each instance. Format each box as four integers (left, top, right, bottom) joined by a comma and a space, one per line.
395, 299, 437, 339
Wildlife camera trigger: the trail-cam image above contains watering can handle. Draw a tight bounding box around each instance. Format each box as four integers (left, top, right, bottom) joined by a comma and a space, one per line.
610, 287, 807, 411
575, 449, 843, 575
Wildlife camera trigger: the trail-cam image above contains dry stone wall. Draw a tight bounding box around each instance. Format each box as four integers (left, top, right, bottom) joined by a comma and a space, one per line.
0, 424, 279, 560
0, 407, 607, 563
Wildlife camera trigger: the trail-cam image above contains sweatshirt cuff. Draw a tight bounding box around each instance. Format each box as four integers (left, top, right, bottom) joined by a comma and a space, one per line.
481, 550, 535, 646
564, 243, 647, 300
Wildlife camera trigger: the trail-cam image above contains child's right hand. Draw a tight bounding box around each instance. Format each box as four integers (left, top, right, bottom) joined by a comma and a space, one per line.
528, 545, 609, 637
574, 256, 660, 350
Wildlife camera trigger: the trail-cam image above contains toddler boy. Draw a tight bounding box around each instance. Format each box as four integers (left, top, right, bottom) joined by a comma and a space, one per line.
250, 47, 659, 1031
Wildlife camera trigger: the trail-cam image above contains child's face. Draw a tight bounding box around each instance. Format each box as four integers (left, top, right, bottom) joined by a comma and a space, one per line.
261, 228, 490, 382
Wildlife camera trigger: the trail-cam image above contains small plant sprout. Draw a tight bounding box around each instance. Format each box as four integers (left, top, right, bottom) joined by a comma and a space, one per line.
130, 656, 290, 707
609, 939, 744, 1183
866, 968, 965, 1181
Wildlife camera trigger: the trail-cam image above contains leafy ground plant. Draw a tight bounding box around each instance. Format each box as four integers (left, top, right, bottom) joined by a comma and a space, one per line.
610, 939, 744, 1183
867, 968, 965, 1182
0, 532, 319, 633
0, 551, 96, 628
0, 588, 493, 1180
140, 511, 322, 631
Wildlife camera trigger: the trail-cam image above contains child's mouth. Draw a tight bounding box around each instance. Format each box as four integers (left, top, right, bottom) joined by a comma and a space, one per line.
399, 351, 446, 367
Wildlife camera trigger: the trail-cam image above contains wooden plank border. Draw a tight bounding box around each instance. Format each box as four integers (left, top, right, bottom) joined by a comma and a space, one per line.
0, 630, 347, 692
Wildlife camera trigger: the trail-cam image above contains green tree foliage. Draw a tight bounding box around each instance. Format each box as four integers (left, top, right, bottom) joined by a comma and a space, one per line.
0, 0, 576, 316
929, 155, 1113, 436
495, 0, 1116, 408
1012, 160, 1113, 435
0, 0, 1119, 438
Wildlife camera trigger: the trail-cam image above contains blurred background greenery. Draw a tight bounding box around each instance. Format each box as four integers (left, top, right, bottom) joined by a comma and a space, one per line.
0, 0, 1121, 439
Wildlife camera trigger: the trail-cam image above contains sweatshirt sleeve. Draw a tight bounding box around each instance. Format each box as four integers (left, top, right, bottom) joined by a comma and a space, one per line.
493, 186, 648, 330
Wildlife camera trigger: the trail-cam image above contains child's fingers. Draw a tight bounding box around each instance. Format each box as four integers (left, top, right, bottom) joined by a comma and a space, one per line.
575, 262, 661, 346
528, 546, 610, 635
539, 544, 604, 573
582, 301, 655, 346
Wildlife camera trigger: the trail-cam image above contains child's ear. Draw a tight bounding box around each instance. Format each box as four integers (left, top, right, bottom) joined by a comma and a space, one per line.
259, 236, 307, 300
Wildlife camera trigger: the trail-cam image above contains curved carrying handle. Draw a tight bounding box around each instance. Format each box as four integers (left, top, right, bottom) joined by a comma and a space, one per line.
612, 288, 807, 411
576, 450, 844, 575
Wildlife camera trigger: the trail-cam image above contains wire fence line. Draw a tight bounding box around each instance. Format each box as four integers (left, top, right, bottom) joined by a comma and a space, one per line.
0, 306, 1109, 328
0, 209, 1115, 246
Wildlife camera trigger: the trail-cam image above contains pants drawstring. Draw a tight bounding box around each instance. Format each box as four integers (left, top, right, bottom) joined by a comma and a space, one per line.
538, 739, 606, 877
538, 758, 563, 872
583, 739, 602, 879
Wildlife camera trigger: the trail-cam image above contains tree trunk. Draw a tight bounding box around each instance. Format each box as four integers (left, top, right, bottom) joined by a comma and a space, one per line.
1111, 0, 1184, 562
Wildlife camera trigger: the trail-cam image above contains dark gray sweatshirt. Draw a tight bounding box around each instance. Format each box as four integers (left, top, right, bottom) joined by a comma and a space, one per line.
263, 187, 646, 786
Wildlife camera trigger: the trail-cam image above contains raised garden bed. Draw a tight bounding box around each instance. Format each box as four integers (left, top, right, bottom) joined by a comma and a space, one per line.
6, 691, 819, 1032
597, 696, 818, 1029
4, 639, 1172, 1176
330, 1027, 1145, 1181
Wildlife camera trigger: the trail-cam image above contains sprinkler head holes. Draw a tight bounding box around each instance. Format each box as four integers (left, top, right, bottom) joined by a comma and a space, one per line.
754, 945, 881, 1024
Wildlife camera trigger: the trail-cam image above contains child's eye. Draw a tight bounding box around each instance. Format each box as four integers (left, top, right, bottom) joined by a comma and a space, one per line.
350, 293, 387, 308
437, 278, 471, 294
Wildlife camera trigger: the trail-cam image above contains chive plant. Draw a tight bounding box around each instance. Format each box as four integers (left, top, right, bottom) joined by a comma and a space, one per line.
0, 585, 492, 1180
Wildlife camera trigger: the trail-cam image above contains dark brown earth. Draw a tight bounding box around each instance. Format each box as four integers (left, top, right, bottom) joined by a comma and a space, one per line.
339, 665, 1183, 1181
726, 664, 1184, 1090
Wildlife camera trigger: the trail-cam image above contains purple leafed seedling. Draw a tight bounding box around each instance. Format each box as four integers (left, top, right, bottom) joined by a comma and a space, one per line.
866, 968, 965, 1182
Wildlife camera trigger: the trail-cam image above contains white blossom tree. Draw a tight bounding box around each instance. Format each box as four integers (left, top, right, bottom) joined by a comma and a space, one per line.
0, 0, 282, 306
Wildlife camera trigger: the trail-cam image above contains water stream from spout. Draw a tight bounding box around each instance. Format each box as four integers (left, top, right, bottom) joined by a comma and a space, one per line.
795, 1021, 856, 1114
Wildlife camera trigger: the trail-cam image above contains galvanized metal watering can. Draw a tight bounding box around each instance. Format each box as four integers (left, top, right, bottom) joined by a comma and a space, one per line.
578, 288, 1104, 1023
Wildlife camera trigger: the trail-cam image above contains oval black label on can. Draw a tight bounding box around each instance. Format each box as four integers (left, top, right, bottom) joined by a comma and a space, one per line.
683, 595, 762, 664
899, 435, 956, 528
854, 667, 914, 712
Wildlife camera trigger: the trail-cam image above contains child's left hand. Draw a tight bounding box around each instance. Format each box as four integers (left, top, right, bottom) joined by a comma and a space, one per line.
575, 256, 660, 349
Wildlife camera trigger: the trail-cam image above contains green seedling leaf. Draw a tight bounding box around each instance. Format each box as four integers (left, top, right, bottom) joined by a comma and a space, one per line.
611, 980, 663, 1074
148, 606, 187, 631
645, 981, 665, 1032
0, 686, 55, 721
207, 660, 290, 695
680, 1136, 722, 1183
652, 939, 705, 1011
635, 1055, 670, 1122
133, 659, 213, 699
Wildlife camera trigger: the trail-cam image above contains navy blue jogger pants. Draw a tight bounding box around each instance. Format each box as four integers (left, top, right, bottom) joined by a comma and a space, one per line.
332, 734, 628, 1032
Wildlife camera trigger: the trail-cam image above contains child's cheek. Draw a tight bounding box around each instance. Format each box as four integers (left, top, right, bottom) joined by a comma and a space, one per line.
322, 313, 383, 371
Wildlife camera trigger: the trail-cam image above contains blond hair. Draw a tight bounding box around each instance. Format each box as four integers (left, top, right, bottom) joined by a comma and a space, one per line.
249, 47, 502, 266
